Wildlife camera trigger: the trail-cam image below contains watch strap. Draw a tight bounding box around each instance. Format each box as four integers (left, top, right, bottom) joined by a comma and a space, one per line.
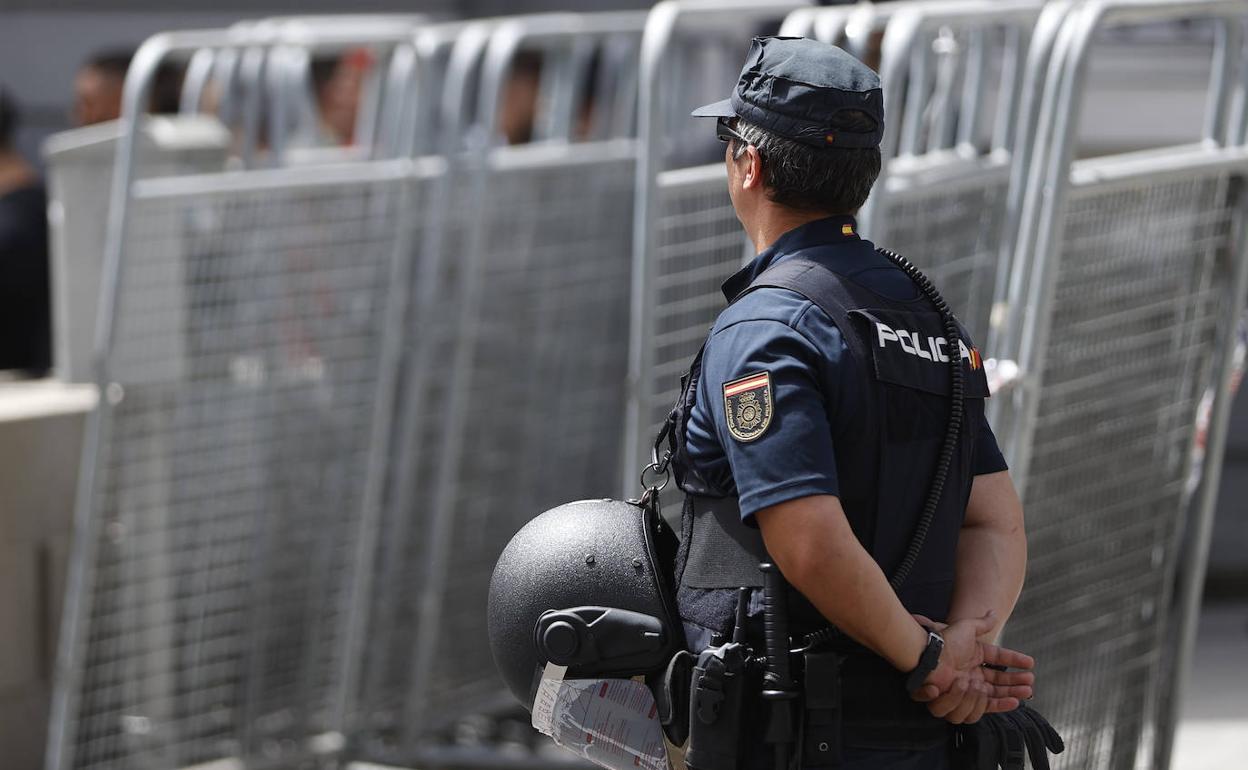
905, 631, 944, 693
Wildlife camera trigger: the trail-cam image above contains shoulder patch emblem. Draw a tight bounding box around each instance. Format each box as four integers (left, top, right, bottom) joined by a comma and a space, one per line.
722, 371, 773, 442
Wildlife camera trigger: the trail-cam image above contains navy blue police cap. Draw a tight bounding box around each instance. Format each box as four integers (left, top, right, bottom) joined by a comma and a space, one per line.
692, 36, 884, 149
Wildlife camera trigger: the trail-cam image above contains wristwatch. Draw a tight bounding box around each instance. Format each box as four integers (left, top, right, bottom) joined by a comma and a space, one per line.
905, 630, 945, 693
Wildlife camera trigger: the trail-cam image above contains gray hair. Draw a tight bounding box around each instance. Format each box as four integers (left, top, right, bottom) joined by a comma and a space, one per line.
729, 117, 881, 214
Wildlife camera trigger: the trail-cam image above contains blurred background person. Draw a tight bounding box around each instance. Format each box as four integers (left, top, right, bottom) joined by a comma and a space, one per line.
0, 86, 51, 376
311, 47, 375, 146
72, 48, 131, 127
499, 50, 542, 145
72, 47, 183, 127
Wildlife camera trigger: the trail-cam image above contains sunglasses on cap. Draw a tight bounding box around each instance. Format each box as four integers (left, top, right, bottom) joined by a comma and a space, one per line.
716, 117, 750, 145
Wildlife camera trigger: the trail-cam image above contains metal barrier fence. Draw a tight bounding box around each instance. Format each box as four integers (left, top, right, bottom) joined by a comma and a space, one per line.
624, 0, 810, 499
995, 2, 1248, 768
355, 14, 646, 764
47, 29, 417, 770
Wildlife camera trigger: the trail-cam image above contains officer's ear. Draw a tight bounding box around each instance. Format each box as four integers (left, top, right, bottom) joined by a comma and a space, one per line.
739, 144, 764, 192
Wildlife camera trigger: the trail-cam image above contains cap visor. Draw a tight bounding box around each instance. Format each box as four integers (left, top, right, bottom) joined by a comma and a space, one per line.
690, 98, 735, 118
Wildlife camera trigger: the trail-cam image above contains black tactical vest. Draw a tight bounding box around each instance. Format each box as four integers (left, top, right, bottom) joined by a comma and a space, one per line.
664, 255, 992, 643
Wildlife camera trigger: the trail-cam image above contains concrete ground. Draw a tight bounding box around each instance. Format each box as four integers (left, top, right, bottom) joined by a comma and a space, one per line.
1173, 601, 1248, 770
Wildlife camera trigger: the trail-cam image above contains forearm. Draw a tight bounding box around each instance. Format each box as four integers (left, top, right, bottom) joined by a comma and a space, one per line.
948, 520, 1026, 641
947, 471, 1027, 641
758, 496, 928, 672
795, 536, 929, 670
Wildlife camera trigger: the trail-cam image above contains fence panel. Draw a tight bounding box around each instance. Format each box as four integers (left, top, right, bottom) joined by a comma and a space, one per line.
1011, 161, 1244, 769
354, 15, 646, 765
53, 160, 415, 770
422, 143, 636, 726
360, 148, 638, 762
48, 31, 414, 770
998, 3, 1248, 768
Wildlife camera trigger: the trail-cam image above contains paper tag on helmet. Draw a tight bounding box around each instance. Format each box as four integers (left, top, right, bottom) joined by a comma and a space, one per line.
532, 663, 669, 770
532, 663, 569, 734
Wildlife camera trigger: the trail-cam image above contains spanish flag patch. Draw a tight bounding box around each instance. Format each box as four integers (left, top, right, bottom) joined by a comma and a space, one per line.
723, 371, 773, 442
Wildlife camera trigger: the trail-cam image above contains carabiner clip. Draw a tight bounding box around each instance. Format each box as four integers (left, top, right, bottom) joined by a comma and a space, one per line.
639, 461, 671, 497
650, 445, 673, 475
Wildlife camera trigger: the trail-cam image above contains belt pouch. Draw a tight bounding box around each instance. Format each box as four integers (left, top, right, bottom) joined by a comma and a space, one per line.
802, 650, 845, 768
657, 651, 694, 746
685, 644, 747, 770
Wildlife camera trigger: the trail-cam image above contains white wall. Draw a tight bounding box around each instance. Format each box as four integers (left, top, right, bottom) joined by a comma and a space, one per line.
0, 383, 94, 770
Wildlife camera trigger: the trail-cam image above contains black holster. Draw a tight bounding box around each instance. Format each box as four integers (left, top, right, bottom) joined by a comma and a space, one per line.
685, 641, 750, 770
655, 651, 693, 747
801, 649, 846, 768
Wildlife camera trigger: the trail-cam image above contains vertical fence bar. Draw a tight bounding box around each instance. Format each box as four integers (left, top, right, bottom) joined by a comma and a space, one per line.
47, 33, 232, 770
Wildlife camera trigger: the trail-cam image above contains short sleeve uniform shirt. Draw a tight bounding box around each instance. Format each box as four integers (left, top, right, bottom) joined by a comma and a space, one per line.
683, 215, 1007, 526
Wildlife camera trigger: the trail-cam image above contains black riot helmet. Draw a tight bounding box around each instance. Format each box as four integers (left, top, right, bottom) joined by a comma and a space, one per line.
487, 498, 683, 709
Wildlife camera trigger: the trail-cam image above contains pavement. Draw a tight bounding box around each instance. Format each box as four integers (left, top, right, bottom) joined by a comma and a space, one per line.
1172, 601, 1248, 769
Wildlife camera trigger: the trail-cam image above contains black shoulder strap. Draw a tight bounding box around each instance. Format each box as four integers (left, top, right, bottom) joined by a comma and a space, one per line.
736, 257, 870, 363
655, 257, 866, 482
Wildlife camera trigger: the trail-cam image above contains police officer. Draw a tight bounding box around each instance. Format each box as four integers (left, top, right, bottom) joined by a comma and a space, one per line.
665, 37, 1037, 769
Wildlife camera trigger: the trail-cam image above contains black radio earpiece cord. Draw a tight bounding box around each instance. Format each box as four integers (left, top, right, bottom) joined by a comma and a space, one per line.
876, 247, 965, 591
798, 247, 965, 653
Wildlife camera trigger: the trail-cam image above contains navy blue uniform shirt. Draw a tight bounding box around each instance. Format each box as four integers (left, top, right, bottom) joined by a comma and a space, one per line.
684, 215, 1008, 524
